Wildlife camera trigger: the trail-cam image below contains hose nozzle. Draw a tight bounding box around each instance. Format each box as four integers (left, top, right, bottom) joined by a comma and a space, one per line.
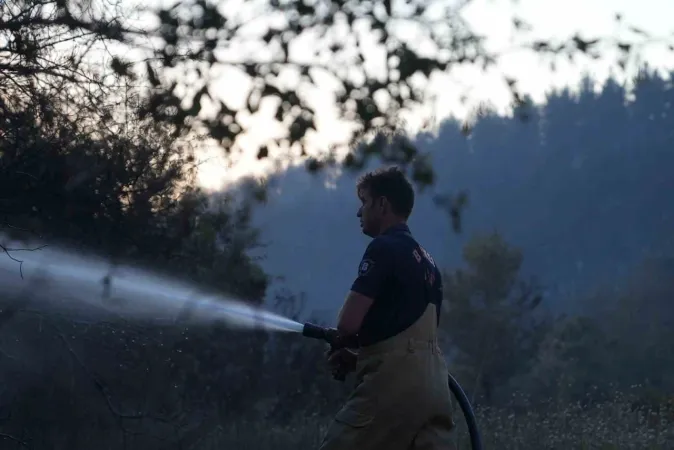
302, 322, 359, 349
302, 322, 339, 345
301, 322, 358, 382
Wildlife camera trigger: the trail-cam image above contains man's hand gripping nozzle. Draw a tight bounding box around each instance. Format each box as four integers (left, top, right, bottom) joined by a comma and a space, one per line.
302, 323, 359, 381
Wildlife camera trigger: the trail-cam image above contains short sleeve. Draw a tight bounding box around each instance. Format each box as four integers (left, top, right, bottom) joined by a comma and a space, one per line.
350, 238, 393, 300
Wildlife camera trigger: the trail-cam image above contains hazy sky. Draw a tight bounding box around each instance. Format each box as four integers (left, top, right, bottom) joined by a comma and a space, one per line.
90, 0, 674, 188
192, 0, 674, 189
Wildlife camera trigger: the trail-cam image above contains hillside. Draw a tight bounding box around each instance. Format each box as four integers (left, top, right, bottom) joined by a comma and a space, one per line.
245, 70, 674, 319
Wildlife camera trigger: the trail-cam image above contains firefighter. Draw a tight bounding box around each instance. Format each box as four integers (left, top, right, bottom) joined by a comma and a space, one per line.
320, 166, 454, 450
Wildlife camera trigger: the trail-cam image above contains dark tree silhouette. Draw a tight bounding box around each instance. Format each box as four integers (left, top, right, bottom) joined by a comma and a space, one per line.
440, 232, 546, 405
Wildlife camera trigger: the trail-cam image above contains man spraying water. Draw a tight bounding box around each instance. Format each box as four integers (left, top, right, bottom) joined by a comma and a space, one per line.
316, 166, 455, 450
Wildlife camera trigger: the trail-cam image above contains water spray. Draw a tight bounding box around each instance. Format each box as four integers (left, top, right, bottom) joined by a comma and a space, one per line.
0, 234, 306, 332
301, 322, 484, 450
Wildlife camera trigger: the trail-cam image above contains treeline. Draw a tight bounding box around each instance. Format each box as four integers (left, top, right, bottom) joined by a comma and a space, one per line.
426, 70, 674, 408
247, 68, 674, 312
427, 68, 674, 289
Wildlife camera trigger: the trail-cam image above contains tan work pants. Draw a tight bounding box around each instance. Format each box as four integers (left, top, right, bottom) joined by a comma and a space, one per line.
319, 304, 454, 450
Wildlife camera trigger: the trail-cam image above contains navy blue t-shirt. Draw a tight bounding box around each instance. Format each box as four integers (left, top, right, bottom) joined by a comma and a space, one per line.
350, 223, 443, 346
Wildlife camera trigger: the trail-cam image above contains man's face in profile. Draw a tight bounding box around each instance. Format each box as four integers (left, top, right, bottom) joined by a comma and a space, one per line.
357, 188, 382, 238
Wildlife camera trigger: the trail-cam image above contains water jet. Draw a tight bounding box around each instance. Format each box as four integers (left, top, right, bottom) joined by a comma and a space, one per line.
0, 235, 303, 332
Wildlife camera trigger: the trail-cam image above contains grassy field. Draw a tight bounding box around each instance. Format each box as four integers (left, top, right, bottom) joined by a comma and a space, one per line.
207, 394, 674, 450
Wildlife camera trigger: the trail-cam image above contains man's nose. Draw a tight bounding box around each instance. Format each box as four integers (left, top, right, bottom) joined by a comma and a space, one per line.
357, 209, 362, 217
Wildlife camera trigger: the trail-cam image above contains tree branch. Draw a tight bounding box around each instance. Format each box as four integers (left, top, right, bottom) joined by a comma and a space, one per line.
51, 323, 183, 426
0, 432, 30, 448
0, 242, 47, 279
54, 328, 146, 420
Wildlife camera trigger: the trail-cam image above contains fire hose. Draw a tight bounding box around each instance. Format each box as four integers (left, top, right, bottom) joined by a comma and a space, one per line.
302, 322, 483, 450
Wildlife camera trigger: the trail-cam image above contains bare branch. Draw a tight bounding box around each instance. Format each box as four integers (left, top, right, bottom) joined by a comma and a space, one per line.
50, 322, 184, 426
0, 242, 47, 278
0, 432, 30, 448
54, 328, 146, 420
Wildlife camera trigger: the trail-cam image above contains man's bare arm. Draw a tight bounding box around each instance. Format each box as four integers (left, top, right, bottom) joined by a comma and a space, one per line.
336, 291, 375, 336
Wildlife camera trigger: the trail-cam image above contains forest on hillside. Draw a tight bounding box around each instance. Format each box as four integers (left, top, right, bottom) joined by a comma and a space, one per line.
2, 0, 674, 446
250, 68, 674, 319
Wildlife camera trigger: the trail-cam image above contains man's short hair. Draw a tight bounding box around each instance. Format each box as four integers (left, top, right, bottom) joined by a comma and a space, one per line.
357, 166, 415, 219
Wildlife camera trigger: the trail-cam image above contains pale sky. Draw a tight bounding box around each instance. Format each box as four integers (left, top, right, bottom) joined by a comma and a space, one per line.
76, 0, 674, 189
193, 0, 674, 190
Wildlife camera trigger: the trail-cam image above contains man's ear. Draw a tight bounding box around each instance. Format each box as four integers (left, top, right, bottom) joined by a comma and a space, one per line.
379, 196, 388, 212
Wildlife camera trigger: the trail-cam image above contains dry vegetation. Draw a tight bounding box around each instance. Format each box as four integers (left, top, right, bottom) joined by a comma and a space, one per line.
160, 392, 674, 450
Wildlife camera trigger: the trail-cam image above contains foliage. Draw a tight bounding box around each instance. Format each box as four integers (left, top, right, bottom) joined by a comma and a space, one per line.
0, 55, 281, 447
1, 79, 193, 251
2, 0, 672, 186
439, 232, 548, 404
439, 227, 674, 410
518, 255, 674, 406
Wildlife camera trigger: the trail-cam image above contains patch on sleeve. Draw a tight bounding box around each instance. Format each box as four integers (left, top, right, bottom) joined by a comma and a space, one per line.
358, 259, 374, 276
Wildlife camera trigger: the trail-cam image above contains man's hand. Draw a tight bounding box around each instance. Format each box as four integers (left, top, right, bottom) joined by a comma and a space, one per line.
326, 348, 357, 379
